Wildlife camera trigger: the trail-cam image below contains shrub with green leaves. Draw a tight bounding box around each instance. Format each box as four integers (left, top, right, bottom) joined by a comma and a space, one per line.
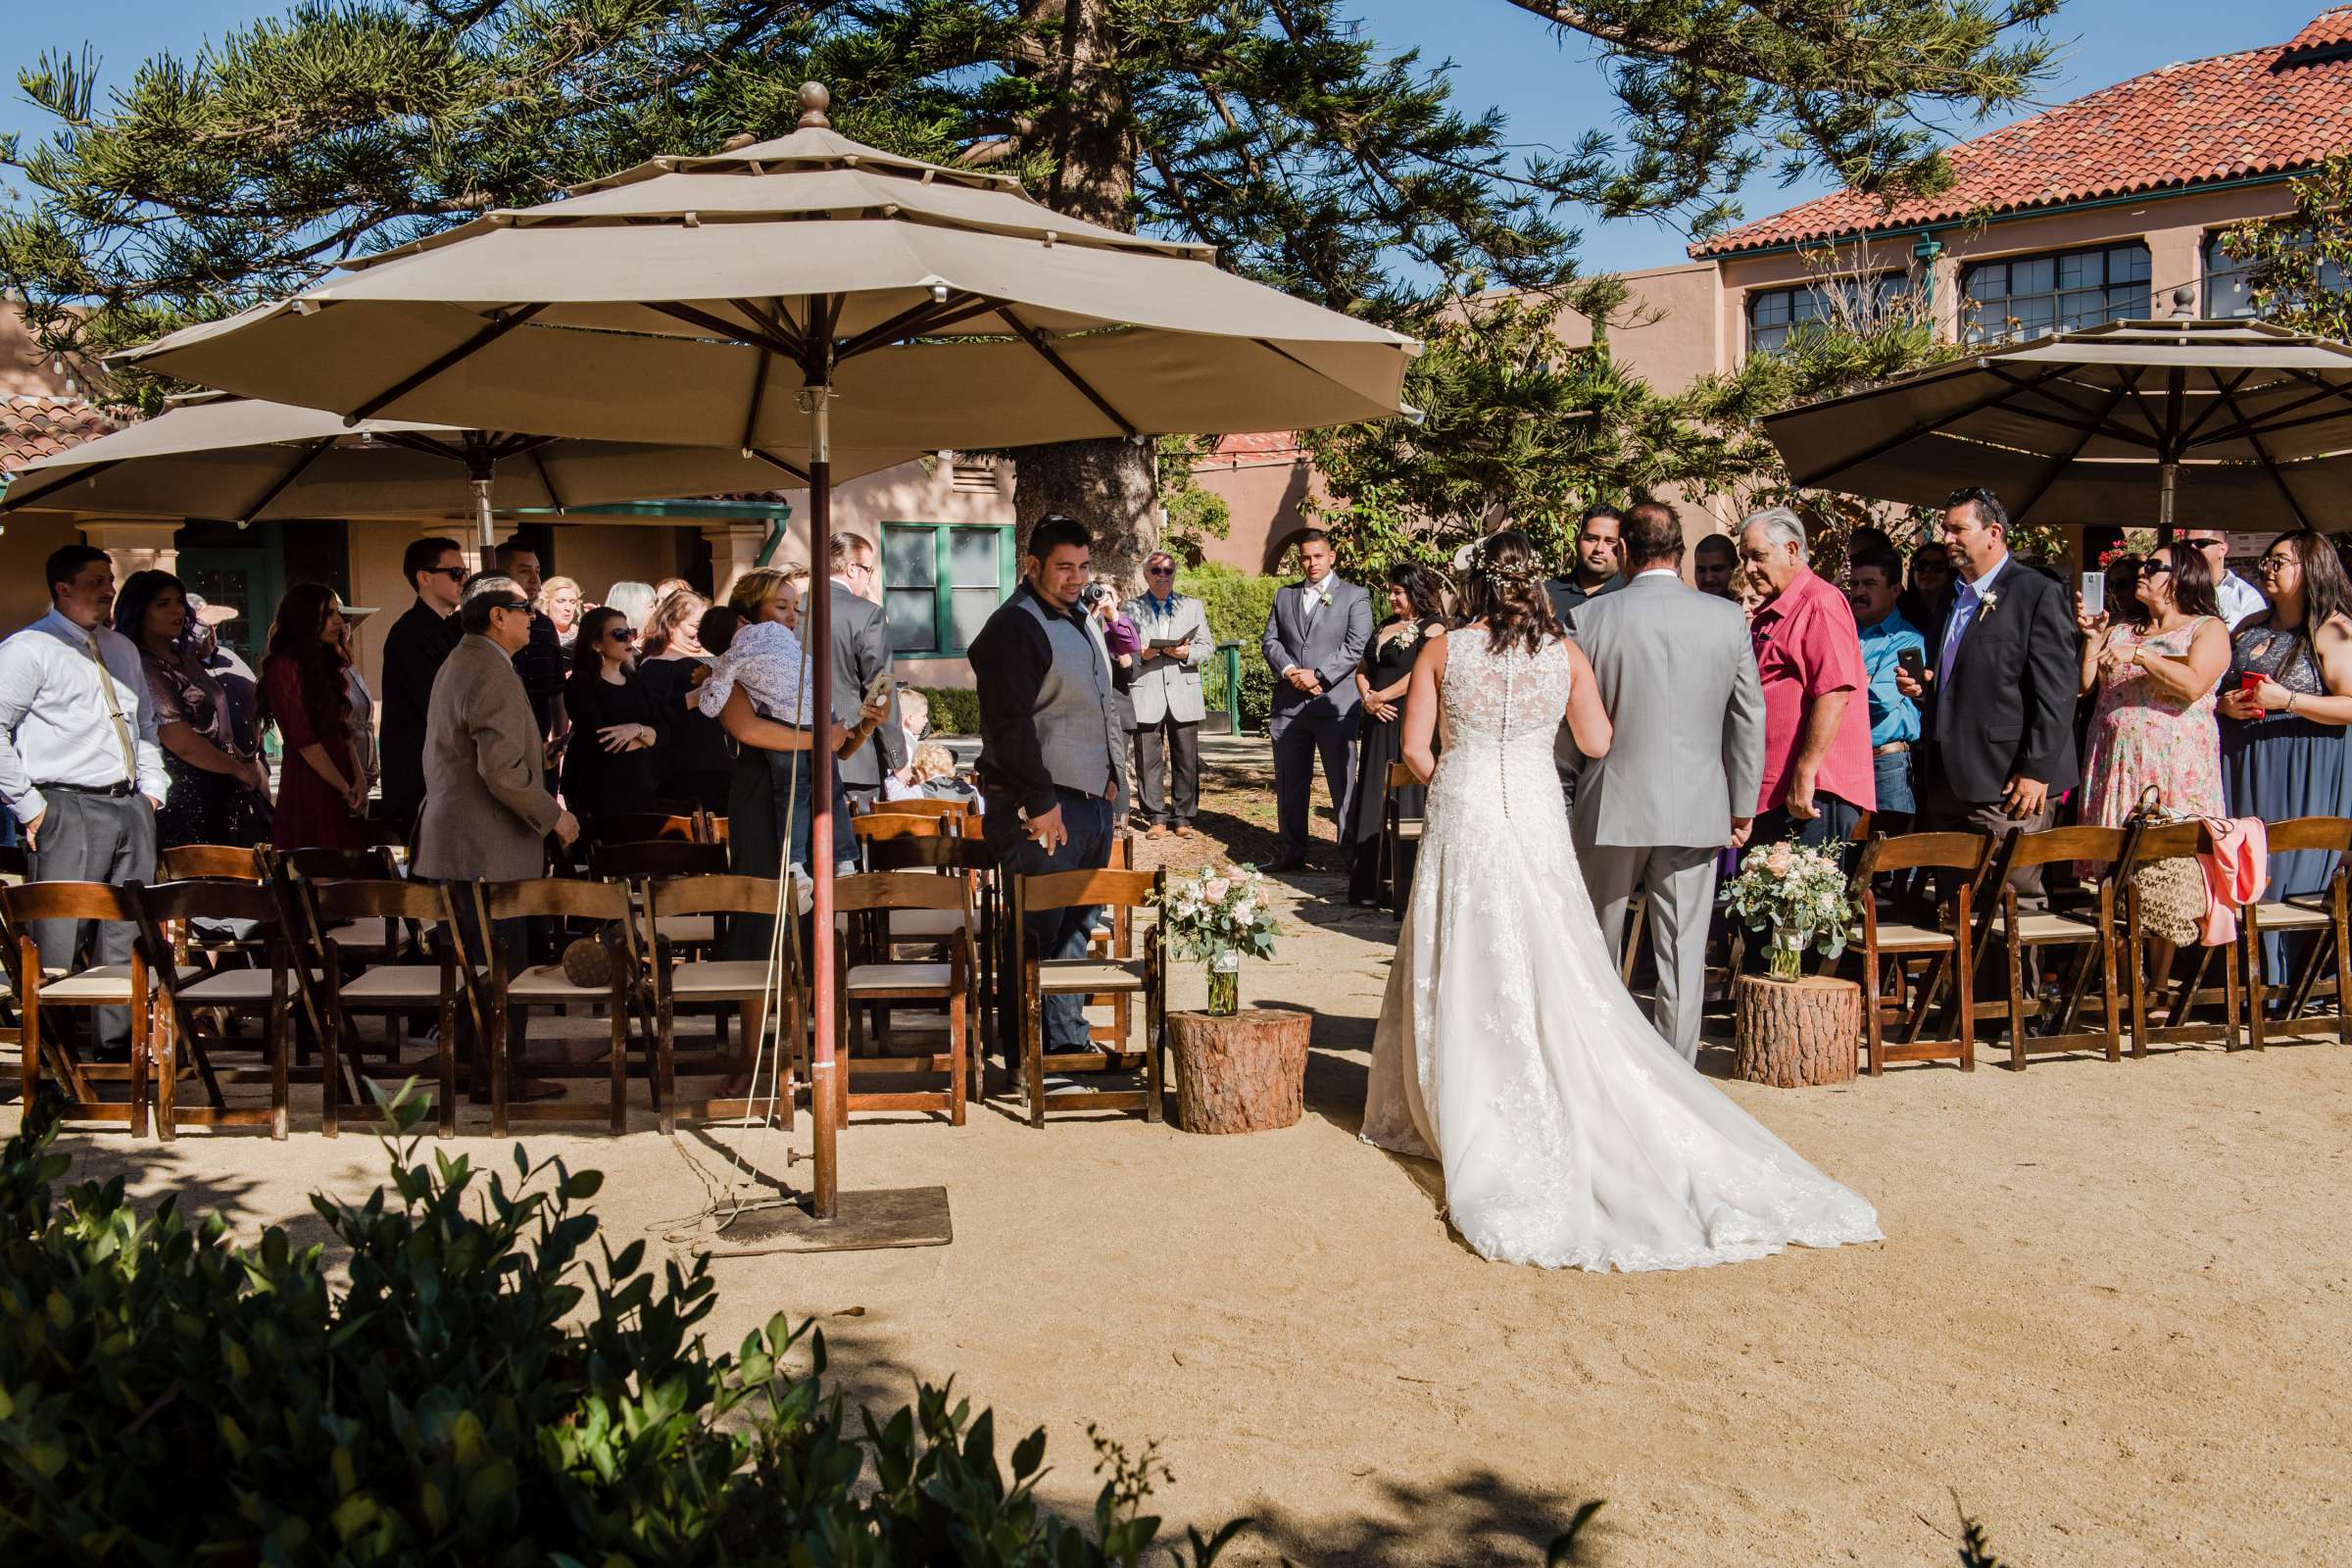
0, 1092, 1244, 1565
1178, 564, 1281, 735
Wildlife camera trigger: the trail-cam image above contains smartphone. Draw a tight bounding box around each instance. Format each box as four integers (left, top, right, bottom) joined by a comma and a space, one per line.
1895, 647, 1926, 684
863, 669, 896, 709
2081, 571, 2106, 616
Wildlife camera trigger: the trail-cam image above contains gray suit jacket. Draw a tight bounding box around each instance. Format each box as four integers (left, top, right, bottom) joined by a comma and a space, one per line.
828, 580, 906, 789
413, 633, 563, 882
1568, 573, 1766, 850
1261, 576, 1373, 730
1121, 592, 1209, 725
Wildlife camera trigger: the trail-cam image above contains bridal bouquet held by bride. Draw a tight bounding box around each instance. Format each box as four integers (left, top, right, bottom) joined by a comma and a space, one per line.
1360, 529, 1882, 1273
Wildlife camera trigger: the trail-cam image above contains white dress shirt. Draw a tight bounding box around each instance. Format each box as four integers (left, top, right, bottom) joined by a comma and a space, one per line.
2215, 570, 2265, 631
0, 608, 170, 823
1283, 576, 1335, 677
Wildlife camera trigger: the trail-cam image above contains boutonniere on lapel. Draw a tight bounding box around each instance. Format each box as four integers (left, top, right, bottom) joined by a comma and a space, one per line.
1975, 588, 2001, 624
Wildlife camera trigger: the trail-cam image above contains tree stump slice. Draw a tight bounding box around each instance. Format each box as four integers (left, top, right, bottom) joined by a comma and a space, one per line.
1733, 974, 1861, 1088
1166, 1009, 1312, 1134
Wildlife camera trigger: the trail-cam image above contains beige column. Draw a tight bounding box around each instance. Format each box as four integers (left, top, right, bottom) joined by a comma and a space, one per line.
78, 519, 181, 579
701, 518, 773, 605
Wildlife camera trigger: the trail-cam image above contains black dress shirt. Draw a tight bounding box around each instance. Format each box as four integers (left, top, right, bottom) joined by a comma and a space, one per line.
377, 597, 463, 823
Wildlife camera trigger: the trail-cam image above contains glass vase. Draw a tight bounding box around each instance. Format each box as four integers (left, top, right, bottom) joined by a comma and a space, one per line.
1767, 940, 1806, 983
1206, 947, 1242, 1015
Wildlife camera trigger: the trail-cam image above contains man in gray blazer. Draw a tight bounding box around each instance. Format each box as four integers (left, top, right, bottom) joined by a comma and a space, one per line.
413, 574, 578, 885
1261, 530, 1372, 871
827, 531, 906, 813
1122, 551, 1210, 838
1566, 502, 1765, 1063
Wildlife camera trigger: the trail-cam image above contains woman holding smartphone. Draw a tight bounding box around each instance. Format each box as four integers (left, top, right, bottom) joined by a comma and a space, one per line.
2218, 530, 2352, 989
2075, 540, 2230, 849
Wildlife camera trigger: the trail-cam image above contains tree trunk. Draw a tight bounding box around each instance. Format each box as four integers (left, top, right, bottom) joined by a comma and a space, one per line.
1013, 437, 1158, 594
1733, 974, 1860, 1088
1166, 1007, 1311, 1133
1010, 0, 1157, 596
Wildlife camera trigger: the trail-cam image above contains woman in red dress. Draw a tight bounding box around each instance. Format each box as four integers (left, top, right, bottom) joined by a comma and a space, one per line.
260, 583, 366, 851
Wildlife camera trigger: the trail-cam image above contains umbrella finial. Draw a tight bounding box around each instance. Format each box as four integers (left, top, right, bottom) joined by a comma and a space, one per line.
798, 82, 832, 129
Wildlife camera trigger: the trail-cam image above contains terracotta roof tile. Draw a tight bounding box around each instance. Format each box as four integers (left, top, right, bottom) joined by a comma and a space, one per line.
0, 395, 123, 471
1693, 14, 2352, 258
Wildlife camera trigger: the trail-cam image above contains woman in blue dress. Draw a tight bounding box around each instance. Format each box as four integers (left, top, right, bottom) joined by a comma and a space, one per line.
2216, 531, 2352, 992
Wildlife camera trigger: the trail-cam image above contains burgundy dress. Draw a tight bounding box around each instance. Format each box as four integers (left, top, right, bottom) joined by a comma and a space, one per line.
263, 653, 364, 851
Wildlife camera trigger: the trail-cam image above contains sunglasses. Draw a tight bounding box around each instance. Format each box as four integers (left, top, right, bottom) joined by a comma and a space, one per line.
423, 565, 467, 581
488, 598, 531, 614
607, 625, 637, 641
2257, 555, 2296, 573
1146, 566, 1176, 576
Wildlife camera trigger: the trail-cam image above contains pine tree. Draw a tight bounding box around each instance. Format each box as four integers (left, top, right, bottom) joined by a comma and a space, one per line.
0, 0, 2060, 580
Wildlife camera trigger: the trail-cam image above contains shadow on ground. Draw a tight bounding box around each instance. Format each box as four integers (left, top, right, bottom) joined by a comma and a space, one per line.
1233, 1466, 1613, 1566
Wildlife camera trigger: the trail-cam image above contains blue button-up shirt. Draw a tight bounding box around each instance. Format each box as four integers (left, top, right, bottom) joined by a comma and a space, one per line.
1858, 609, 1926, 747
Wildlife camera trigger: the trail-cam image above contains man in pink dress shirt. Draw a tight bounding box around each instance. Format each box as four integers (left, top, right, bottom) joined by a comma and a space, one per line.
1739, 507, 1876, 852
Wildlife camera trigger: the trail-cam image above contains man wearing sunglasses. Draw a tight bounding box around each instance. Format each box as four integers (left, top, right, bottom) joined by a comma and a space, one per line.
2178, 530, 2266, 629
377, 535, 467, 832
1122, 551, 1208, 838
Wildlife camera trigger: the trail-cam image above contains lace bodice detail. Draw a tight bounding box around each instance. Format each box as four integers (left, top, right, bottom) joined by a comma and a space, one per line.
1441, 627, 1571, 753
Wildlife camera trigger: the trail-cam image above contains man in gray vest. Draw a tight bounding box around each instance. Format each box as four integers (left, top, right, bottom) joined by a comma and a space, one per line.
970, 514, 1125, 1054
1566, 501, 1766, 1064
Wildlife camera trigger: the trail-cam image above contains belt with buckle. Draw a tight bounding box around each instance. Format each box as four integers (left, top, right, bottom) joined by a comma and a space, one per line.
1873, 741, 1911, 757
35, 779, 134, 798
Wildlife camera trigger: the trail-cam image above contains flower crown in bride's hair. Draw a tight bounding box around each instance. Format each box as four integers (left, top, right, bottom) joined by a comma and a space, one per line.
1474, 547, 1545, 589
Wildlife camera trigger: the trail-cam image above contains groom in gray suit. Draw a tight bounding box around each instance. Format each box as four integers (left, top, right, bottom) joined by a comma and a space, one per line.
1565, 502, 1767, 1063
1261, 530, 1373, 871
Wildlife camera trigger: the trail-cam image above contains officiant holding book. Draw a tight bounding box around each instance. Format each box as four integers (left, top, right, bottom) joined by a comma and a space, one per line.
1123, 552, 1209, 839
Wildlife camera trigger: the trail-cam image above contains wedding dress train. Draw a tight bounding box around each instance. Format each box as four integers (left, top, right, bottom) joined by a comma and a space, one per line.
1361, 627, 1882, 1272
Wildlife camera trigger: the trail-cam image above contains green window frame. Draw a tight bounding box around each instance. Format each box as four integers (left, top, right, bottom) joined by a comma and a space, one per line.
881, 521, 1016, 657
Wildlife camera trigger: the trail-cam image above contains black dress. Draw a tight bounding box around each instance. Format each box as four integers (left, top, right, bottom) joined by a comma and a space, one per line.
1346, 619, 1433, 905
560, 667, 666, 822
640, 655, 733, 811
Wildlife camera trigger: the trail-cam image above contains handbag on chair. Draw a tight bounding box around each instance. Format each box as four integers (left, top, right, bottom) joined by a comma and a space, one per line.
2127, 785, 2205, 947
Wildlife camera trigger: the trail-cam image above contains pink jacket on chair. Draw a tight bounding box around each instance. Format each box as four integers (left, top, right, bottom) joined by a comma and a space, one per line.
2196, 816, 2270, 947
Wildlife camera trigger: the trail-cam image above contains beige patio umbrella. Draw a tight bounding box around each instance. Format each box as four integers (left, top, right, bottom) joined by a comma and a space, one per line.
113, 82, 1420, 1223
0, 392, 899, 542
1762, 318, 2352, 530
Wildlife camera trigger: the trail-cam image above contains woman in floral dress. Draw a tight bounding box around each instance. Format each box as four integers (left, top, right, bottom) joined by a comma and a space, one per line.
2075, 540, 2231, 850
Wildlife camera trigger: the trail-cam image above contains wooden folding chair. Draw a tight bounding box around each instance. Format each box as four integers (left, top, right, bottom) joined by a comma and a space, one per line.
866, 832, 1000, 1076
1983, 825, 2125, 1069
467, 878, 642, 1136
833, 871, 975, 1124
1852, 831, 1993, 1073
132, 880, 299, 1139
1085, 831, 1146, 1052
1013, 866, 1166, 1127
1, 880, 168, 1133
2116, 818, 2240, 1056
645, 873, 800, 1134
584, 811, 702, 846
591, 839, 732, 963
1378, 760, 1424, 918
865, 797, 972, 826
2241, 816, 2352, 1051
158, 844, 266, 881
277, 845, 404, 969
289, 875, 471, 1138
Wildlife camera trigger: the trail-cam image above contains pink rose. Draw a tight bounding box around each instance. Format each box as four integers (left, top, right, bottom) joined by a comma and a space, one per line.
1765, 845, 1795, 876
1203, 877, 1231, 903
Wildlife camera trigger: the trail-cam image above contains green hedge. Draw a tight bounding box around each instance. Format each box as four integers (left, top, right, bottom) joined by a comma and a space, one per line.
0, 1091, 1247, 1565
913, 685, 983, 737
1179, 564, 1282, 735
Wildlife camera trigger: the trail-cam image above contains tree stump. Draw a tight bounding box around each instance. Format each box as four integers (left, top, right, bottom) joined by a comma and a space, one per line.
1165, 1008, 1312, 1134
1733, 974, 1861, 1087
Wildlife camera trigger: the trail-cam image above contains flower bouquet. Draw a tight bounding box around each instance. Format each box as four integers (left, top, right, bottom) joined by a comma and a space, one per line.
1153, 864, 1280, 1014
1719, 840, 1858, 982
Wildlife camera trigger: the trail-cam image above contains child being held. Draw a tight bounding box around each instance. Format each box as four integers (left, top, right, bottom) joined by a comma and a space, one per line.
698, 602, 884, 870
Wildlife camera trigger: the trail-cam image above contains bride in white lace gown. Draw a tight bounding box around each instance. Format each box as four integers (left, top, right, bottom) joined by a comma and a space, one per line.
1361, 534, 1881, 1272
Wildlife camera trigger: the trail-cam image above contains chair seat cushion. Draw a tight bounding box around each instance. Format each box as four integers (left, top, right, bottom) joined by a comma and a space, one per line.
510, 964, 618, 1000
340, 963, 478, 1002
39, 962, 202, 1002
181, 967, 287, 1004
1037, 958, 1148, 993
1870, 921, 1954, 954
2262, 900, 2336, 931
1394, 820, 1425, 841
668, 960, 780, 999
655, 914, 716, 945
327, 918, 397, 950
888, 906, 969, 939
2012, 910, 2102, 942
847, 962, 954, 993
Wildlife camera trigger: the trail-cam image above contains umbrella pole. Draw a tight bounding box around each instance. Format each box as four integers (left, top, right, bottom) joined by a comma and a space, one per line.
2159, 460, 2178, 529
807, 383, 841, 1222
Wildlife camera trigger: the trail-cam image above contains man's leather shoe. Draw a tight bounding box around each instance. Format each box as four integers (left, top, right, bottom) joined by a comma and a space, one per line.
1146, 822, 1167, 840
1266, 855, 1308, 872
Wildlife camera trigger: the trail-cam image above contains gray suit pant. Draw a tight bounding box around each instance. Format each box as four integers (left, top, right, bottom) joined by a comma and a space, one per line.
26, 789, 157, 1054
1133, 714, 1200, 826
1271, 707, 1358, 858
1580, 842, 1720, 1064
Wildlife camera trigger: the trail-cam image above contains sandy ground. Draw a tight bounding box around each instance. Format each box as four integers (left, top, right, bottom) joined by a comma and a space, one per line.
12, 849, 2350, 1566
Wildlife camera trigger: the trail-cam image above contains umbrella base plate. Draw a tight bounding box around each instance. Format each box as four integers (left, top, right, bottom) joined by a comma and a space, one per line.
695, 1186, 954, 1256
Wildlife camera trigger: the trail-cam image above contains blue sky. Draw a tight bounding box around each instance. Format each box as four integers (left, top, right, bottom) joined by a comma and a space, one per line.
1, 0, 2331, 274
